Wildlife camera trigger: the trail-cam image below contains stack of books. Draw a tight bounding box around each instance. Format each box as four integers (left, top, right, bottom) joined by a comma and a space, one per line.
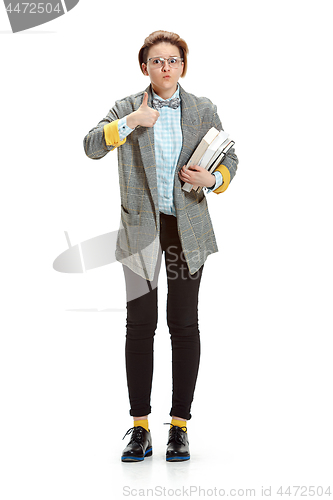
182, 127, 235, 193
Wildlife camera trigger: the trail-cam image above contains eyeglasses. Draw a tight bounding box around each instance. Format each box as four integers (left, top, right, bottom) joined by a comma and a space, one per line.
146, 57, 183, 69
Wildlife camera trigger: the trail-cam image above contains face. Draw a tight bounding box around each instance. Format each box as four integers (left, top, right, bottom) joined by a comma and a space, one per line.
142, 42, 184, 99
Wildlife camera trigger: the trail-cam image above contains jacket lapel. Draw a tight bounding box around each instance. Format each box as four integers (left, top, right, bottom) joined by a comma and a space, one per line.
177, 85, 201, 171
174, 86, 201, 210
137, 85, 159, 213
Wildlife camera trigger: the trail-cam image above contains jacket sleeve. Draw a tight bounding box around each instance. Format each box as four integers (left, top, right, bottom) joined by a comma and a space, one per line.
211, 108, 239, 194
83, 108, 126, 160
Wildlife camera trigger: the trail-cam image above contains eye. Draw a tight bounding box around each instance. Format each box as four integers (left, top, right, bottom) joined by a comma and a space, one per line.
169, 58, 178, 65
152, 58, 162, 65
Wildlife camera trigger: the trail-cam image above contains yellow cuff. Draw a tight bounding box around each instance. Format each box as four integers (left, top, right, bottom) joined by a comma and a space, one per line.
213, 164, 230, 194
104, 120, 126, 148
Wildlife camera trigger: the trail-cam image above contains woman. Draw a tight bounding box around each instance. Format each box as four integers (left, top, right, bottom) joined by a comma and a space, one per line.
83, 30, 238, 462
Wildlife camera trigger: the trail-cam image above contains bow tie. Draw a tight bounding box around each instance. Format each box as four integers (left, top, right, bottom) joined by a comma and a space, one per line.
152, 97, 180, 110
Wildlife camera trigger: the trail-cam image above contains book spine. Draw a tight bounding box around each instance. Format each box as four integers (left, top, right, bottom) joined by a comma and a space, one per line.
182, 181, 193, 192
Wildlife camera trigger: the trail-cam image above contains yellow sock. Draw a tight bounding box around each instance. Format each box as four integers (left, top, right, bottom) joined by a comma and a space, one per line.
134, 419, 149, 432
171, 418, 187, 433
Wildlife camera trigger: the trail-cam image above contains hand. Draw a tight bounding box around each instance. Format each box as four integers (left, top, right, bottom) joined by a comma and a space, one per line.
126, 92, 160, 128
178, 165, 216, 191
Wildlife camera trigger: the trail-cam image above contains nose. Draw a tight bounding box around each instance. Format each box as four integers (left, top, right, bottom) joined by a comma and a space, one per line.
161, 60, 171, 71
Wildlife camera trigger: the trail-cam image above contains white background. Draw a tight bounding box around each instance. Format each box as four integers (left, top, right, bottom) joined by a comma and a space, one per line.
1, 0, 332, 498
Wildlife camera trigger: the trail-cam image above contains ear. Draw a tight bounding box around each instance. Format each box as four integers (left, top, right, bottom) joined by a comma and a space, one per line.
142, 63, 149, 76
180, 61, 184, 77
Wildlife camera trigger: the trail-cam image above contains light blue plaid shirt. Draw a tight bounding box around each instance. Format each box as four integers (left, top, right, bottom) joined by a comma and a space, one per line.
118, 86, 223, 216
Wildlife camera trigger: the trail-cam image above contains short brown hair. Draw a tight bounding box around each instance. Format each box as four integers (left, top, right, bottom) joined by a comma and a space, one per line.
138, 30, 189, 77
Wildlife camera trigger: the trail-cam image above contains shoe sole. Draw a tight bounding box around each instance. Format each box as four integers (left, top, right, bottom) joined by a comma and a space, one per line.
166, 455, 190, 462
121, 447, 152, 462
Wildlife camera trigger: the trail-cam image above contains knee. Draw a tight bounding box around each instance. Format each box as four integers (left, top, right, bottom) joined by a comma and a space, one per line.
126, 317, 157, 341
126, 292, 158, 340
167, 316, 200, 339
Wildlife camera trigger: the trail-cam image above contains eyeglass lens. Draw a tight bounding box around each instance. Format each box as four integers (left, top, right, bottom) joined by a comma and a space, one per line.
148, 57, 182, 68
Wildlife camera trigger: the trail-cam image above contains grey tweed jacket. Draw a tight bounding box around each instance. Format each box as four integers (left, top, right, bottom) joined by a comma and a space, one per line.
83, 84, 238, 281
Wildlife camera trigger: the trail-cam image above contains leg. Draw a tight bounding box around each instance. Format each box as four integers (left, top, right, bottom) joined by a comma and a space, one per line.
160, 213, 203, 421
166, 259, 203, 420
122, 249, 162, 417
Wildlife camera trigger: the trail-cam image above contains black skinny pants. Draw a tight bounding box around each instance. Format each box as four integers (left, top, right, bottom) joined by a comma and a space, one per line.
122, 212, 203, 420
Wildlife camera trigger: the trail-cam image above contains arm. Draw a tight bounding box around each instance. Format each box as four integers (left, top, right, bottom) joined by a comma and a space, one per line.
211, 109, 239, 194
83, 111, 124, 160
178, 102, 238, 193
178, 165, 223, 191
206, 170, 223, 193
83, 92, 159, 160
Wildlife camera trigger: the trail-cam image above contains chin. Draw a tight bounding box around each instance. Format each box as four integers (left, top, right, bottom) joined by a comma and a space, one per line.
164, 80, 176, 88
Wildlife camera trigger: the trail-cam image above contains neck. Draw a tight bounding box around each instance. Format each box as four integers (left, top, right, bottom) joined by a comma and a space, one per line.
151, 83, 178, 100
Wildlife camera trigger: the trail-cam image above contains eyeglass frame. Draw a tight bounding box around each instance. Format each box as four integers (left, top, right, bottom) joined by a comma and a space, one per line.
146, 56, 184, 68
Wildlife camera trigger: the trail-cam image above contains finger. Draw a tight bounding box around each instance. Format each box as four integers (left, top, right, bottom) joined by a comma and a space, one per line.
180, 172, 191, 181
142, 92, 149, 107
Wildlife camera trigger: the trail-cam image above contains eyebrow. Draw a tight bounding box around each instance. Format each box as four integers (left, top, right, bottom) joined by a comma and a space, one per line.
149, 55, 180, 58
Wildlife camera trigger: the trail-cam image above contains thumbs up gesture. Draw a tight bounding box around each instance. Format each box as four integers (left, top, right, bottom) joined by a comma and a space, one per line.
126, 92, 160, 129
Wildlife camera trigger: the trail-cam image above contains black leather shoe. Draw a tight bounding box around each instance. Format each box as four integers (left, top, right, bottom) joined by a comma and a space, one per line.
121, 426, 153, 462
165, 423, 190, 462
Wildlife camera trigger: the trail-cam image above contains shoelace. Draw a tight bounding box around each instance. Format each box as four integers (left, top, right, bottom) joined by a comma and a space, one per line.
163, 423, 187, 445
122, 426, 145, 443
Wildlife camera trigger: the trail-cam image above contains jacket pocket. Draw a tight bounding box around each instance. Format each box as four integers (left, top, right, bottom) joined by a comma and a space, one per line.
120, 205, 141, 226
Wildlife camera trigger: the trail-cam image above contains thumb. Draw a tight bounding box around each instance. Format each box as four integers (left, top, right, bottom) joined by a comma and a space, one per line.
142, 92, 149, 107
